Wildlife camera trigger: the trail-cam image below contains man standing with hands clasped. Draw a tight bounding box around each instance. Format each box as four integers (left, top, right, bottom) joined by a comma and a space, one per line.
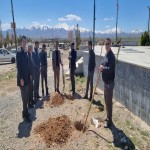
16, 36, 31, 122
52, 41, 63, 93
39, 44, 49, 97
99, 38, 116, 128
83, 41, 96, 101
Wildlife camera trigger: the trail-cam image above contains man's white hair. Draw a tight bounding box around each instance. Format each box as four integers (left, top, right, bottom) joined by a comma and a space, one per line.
28, 44, 33, 49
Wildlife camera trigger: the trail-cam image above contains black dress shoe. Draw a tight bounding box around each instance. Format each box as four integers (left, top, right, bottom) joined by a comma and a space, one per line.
22, 112, 30, 118
24, 117, 32, 122
37, 95, 42, 98
29, 104, 34, 108
88, 96, 92, 101
72, 91, 75, 96
83, 95, 88, 99
104, 120, 112, 128
46, 93, 50, 97
57, 89, 60, 93
31, 100, 36, 105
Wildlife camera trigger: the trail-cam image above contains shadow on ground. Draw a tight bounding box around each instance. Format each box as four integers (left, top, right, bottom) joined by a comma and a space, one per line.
110, 124, 135, 150
0, 62, 12, 65
92, 99, 104, 111
17, 96, 49, 138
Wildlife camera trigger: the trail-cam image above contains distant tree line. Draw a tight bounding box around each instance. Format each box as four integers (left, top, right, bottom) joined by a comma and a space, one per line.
0, 31, 32, 48
140, 31, 150, 46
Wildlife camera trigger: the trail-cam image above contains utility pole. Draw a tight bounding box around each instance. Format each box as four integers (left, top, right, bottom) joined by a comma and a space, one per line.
93, 0, 96, 50
0, 20, 2, 47
148, 6, 150, 37
116, 0, 119, 43
11, 0, 17, 52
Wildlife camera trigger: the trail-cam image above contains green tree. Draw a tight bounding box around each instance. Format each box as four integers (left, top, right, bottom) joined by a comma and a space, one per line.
0, 41, 2, 48
17, 35, 22, 45
140, 31, 150, 46
10, 34, 14, 46
75, 24, 81, 50
4, 38, 7, 48
6, 31, 10, 45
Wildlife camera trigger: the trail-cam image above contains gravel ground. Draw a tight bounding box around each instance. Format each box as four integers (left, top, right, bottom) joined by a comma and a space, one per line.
0, 51, 150, 150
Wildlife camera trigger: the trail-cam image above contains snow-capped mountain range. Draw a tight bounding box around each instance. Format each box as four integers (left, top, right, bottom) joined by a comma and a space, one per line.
2, 23, 143, 39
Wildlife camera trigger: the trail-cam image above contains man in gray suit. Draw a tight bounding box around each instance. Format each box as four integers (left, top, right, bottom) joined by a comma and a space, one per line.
52, 41, 63, 93
32, 41, 41, 101
28, 45, 36, 108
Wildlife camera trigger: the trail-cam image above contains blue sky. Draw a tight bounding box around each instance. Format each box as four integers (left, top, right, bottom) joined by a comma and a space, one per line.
0, 0, 150, 32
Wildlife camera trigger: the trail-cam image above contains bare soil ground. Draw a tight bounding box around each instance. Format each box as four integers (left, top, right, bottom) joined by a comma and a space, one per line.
0, 62, 15, 75
0, 50, 150, 150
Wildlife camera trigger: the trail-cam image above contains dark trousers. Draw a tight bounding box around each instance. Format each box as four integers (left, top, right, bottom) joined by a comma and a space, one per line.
70, 69, 75, 92
54, 68, 60, 90
34, 70, 40, 98
20, 85, 29, 118
29, 80, 34, 105
41, 67, 48, 92
85, 71, 94, 97
104, 82, 115, 123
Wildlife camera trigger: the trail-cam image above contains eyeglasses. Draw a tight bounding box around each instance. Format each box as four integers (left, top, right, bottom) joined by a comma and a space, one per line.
105, 43, 110, 46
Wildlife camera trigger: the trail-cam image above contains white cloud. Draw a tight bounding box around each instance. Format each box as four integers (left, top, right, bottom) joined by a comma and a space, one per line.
105, 25, 110, 28
47, 19, 51, 22
104, 17, 114, 21
58, 14, 82, 21
1, 23, 10, 31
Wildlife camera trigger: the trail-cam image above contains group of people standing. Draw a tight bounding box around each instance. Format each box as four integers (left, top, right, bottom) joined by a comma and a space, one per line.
17, 36, 116, 128
16, 36, 49, 122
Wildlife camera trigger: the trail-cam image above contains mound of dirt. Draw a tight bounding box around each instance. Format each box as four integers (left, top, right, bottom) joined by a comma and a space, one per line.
34, 115, 73, 148
47, 92, 64, 107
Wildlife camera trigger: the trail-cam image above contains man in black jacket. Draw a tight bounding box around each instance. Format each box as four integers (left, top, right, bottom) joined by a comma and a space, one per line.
16, 36, 31, 122
39, 44, 49, 97
83, 41, 96, 100
99, 38, 115, 128
69, 42, 77, 96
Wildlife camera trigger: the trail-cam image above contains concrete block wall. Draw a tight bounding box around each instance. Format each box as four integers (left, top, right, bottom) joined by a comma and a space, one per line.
83, 51, 150, 125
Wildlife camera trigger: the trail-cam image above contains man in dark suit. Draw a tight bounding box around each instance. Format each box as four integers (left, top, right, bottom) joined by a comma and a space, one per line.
32, 41, 41, 101
68, 42, 77, 96
16, 36, 31, 122
52, 41, 63, 93
83, 41, 96, 100
39, 44, 49, 97
28, 45, 36, 108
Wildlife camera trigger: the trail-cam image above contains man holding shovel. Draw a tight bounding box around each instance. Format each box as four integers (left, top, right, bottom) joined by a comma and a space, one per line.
99, 38, 115, 128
